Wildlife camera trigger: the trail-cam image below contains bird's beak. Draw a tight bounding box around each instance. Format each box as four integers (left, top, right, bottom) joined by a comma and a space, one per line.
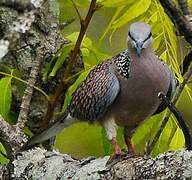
136, 41, 144, 56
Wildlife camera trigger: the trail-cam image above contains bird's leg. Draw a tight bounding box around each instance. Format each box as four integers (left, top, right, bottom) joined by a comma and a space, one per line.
102, 117, 122, 157
124, 126, 136, 153
124, 135, 135, 153
111, 137, 121, 155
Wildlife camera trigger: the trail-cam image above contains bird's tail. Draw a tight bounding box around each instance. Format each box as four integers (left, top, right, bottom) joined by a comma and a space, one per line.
20, 111, 78, 151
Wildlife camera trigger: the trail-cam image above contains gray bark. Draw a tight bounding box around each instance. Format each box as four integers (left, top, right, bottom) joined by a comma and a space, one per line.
0, 148, 192, 179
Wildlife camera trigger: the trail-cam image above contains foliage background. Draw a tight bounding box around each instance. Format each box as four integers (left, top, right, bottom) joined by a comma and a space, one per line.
0, 0, 192, 162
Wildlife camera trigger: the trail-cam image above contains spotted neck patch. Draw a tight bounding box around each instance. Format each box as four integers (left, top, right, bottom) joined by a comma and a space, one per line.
115, 50, 130, 79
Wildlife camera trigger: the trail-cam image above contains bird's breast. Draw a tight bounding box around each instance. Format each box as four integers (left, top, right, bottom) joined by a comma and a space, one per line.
108, 54, 170, 127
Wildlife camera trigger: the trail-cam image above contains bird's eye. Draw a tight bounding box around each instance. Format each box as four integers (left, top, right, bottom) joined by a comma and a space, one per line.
128, 32, 136, 42
144, 32, 152, 42
147, 32, 152, 39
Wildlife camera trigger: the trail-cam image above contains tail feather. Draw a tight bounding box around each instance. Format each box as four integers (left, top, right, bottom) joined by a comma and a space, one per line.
21, 112, 78, 151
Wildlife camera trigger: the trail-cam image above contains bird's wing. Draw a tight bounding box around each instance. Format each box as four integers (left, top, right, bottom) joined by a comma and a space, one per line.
153, 55, 176, 115
69, 61, 120, 123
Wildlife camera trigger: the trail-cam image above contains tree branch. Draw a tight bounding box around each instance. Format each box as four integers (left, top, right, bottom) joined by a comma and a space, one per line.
158, 92, 192, 150
159, 0, 192, 44
0, 115, 27, 159
17, 50, 44, 129
0, 0, 35, 12
3, 148, 192, 179
41, 0, 98, 128
178, 0, 191, 16
181, 51, 192, 76
59, 18, 75, 30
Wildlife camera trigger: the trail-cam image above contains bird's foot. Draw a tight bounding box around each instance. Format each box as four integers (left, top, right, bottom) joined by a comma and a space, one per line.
109, 151, 124, 160
107, 151, 126, 166
107, 150, 141, 166
106, 137, 126, 165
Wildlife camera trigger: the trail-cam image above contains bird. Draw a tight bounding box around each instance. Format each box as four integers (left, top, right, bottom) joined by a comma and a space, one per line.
21, 22, 176, 156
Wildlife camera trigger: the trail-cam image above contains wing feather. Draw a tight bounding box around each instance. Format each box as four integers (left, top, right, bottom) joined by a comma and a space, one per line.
69, 62, 120, 123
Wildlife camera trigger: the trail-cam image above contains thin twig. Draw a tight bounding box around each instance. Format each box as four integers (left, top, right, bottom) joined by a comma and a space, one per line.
41, 0, 98, 129
147, 61, 192, 155
17, 50, 44, 129
71, 0, 83, 24
59, 18, 75, 30
181, 51, 192, 76
158, 92, 192, 150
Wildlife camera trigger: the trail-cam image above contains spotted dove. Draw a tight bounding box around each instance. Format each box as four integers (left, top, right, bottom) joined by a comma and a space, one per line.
22, 22, 176, 155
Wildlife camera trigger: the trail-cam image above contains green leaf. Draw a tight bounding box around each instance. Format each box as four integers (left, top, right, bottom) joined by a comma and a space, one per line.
0, 77, 12, 120
66, 32, 79, 44
98, 0, 135, 7
8, 111, 18, 125
98, 6, 124, 45
1, 65, 13, 74
43, 56, 57, 81
0, 143, 9, 165
67, 32, 111, 68
189, 0, 192, 7
111, 0, 151, 29
81, 47, 90, 58
83, 46, 111, 68
168, 126, 185, 151
67, 32, 93, 47
50, 45, 73, 77
74, 0, 91, 8
151, 1, 179, 75
1, 65, 24, 97
23, 126, 34, 137
153, 34, 162, 51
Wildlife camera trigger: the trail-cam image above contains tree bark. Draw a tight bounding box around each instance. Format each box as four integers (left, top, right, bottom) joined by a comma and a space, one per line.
0, 148, 191, 179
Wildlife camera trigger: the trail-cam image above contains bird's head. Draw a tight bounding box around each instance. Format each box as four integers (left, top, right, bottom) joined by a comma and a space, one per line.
127, 22, 153, 56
